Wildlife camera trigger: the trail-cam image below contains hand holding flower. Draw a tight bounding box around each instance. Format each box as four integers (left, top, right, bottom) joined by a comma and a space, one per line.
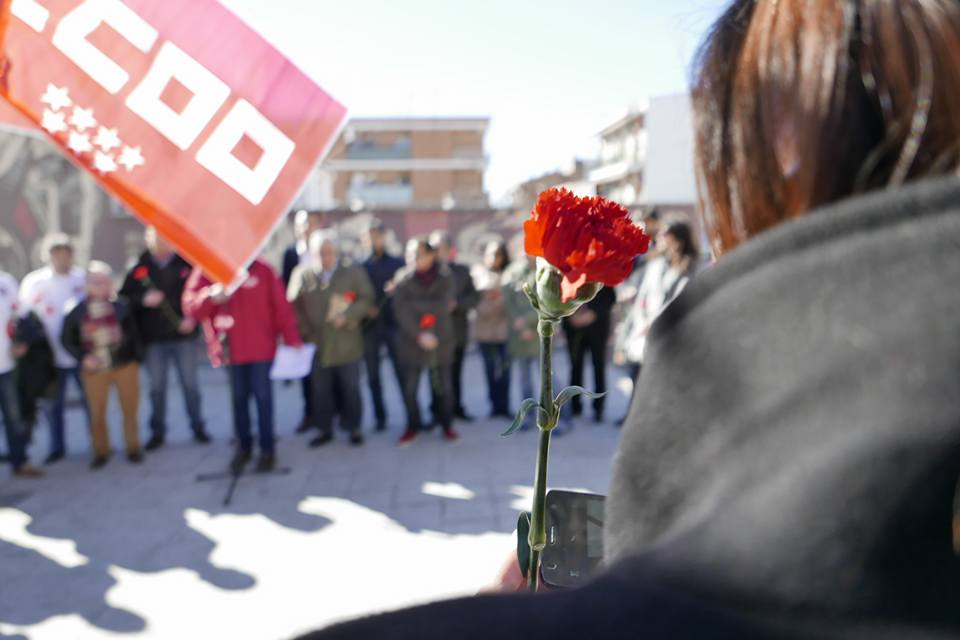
143, 289, 165, 308
417, 332, 439, 351
82, 355, 102, 371
178, 317, 197, 334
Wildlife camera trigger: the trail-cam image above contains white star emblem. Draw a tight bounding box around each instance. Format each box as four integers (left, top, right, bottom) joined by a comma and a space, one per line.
40, 84, 72, 111
67, 131, 92, 154
93, 126, 121, 152
118, 146, 145, 172
42, 109, 67, 134
92, 151, 118, 174
69, 106, 96, 132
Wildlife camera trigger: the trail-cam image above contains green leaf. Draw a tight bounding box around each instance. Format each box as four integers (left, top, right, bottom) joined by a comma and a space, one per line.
501, 398, 542, 436
516, 511, 532, 579
554, 386, 606, 411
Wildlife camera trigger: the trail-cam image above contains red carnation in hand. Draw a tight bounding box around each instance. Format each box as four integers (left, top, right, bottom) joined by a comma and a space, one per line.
343, 290, 357, 304
419, 313, 437, 330
133, 266, 150, 280
524, 188, 650, 302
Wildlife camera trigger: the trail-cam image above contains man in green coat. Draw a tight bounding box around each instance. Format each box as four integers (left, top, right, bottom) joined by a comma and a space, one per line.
288, 230, 375, 447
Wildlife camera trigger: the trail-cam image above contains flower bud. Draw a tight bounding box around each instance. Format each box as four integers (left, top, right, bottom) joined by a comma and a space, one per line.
528, 258, 601, 321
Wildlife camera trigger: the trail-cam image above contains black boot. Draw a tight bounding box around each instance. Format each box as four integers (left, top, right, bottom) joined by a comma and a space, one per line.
231, 447, 252, 473
309, 432, 333, 448
256, 453, 275, 473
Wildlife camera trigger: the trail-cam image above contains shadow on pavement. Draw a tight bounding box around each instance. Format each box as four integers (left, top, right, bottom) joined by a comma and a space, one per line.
0, 447, 333, 634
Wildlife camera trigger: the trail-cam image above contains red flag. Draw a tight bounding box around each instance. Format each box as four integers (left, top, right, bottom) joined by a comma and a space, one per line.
0, 0, 346, 286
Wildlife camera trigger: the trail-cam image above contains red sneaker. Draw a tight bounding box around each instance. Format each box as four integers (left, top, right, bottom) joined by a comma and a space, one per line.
443, 428, 460, 442
397, 430, 417, 447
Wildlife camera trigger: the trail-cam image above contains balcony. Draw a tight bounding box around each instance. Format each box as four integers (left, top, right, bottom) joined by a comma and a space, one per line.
589, 160, 631, 184
345, 140, 412, 160
326, 156, 489, 172
346, 183, 414, 207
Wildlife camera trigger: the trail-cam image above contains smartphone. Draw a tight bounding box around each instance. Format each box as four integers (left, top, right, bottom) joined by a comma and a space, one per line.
541, 490, 606, 588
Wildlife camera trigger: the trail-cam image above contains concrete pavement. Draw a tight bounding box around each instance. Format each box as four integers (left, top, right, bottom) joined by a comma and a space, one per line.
0, 346, 631, 640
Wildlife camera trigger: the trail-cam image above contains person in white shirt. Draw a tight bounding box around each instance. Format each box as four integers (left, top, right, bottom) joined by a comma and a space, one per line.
18, 233, 89, 464
613, 220, 701, 424
0, 270, 43, 477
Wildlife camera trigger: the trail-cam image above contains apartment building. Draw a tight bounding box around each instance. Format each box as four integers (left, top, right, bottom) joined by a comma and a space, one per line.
320, 117, 490, 210
588, 110, 646, 207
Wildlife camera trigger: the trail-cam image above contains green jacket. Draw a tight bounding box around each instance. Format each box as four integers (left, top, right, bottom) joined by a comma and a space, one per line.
287, 261, 375, 368
393, 265, 456, 368
502, 259, 540, 360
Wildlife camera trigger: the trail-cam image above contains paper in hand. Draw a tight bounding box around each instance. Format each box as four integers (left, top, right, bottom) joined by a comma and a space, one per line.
270, 344, 316, 381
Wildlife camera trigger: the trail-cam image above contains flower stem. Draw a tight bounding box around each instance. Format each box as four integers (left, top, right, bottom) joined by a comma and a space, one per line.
528, 318, 557, 591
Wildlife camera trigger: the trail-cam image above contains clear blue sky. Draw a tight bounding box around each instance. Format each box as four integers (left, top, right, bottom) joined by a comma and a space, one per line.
218, 0, 731, 202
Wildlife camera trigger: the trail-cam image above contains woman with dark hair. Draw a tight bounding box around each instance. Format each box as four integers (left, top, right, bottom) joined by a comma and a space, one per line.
301, 1, 960, 637
473, 240, 513, 419
614, 219, 700, 422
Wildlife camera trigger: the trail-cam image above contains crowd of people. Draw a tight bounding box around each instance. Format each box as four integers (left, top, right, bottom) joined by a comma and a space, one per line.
0, 209, 700, 477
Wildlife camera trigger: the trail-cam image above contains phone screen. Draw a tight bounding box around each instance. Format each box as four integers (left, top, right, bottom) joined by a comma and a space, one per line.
541, 490, 606, 588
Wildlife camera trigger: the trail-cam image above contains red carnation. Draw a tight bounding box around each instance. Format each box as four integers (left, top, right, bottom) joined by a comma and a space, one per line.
343, 290, 357, 304
524, 188, 650, 302
419, 313, 437, 330
133, 266, 150, 280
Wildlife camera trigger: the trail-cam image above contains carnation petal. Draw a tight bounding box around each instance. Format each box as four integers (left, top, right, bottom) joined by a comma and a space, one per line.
560, 272, 587, 303
523, 218, 546, 258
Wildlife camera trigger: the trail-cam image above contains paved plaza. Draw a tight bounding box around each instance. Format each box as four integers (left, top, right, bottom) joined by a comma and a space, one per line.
0, 348, 629, 640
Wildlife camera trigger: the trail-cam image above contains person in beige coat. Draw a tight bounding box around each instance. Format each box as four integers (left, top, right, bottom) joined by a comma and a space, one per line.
472, 240, 511, 418
288, 230, 375, 447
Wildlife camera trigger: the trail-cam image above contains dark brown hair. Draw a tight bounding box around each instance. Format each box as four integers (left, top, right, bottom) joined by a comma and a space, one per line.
693, 0, 960, 254
484, 239, 510, 273
664, 220, 699, 260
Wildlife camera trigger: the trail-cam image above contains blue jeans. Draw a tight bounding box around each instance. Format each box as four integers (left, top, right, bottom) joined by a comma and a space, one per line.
0, 372, 28, 469
144, 339, 205, 437
45, 367, 88, 457
479, 342, 511, 415
229, 361, 274, 453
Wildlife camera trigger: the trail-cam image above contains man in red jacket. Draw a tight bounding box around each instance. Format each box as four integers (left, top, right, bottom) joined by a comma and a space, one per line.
183, 259, 301, 472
